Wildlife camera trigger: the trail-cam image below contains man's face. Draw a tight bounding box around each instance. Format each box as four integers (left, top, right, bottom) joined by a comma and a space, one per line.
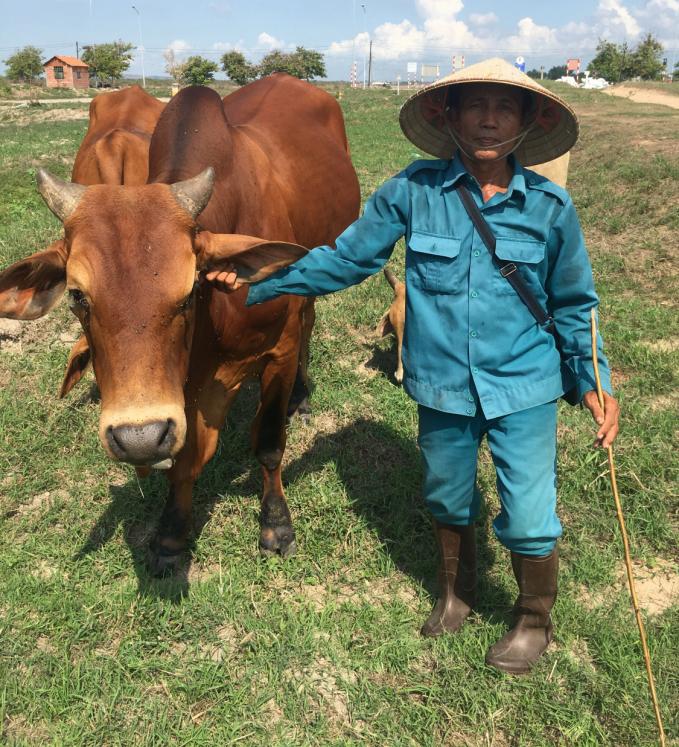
451, 84, 525, 162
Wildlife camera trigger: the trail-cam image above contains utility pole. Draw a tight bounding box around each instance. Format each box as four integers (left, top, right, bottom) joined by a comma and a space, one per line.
540, 64, 544, 80
76, 41, 79, 59
131, 5, 146, 88
367, 39, 372, 87
361, 3, 367, 89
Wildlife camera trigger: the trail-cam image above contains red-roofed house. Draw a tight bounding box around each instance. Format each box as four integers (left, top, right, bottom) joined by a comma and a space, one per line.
43, 55, 90, 89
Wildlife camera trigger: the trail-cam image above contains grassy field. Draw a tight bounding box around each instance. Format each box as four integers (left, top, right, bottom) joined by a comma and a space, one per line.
0, 85, 677, 745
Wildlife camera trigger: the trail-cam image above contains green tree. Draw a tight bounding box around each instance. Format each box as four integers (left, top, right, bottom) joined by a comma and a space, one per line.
222, 46, 326, 86
259, 47, 326, 79
180, 55, 219, 86
526, 68, 542, 80
164, 48, 187, 86
258, 49, 301, 77
221, 51, 258, 85
547, 65, 567, 80
3, 46, 43, 83
631, 33, 664, 80
292, 46, 326, 80
81, 41, 134, 85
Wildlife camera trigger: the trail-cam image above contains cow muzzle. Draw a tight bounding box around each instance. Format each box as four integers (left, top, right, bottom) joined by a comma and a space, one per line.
100, 405, 187, 468
105, 419, 177, 467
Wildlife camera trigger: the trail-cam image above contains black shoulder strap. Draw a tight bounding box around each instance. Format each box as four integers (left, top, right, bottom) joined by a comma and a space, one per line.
456, 182, 553, 330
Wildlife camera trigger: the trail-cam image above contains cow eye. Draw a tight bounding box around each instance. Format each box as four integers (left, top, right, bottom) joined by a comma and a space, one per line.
68, 288, 89, 312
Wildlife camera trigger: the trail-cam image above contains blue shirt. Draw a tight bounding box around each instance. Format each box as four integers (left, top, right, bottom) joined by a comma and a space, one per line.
247, 153, 612, 419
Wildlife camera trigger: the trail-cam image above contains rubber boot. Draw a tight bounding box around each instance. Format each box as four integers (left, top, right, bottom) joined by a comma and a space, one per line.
421, 522, 476, 637
485, 548, 558, 674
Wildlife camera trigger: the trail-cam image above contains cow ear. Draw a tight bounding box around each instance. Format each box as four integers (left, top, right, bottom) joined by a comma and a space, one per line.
194, 231, 307, 284
0, 240, 67, 320
59, 335, 91, 398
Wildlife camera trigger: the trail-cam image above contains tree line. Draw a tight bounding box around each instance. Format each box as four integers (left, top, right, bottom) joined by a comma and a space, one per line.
2, 43, 326, 87
2, 34, 673, 87
525, 34, 670, 82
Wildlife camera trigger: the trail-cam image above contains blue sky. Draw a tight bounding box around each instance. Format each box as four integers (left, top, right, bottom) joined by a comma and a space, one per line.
1, 0, 677, 81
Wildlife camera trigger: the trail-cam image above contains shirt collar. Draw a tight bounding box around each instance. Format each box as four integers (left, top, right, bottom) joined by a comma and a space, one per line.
441, 151, 527, 201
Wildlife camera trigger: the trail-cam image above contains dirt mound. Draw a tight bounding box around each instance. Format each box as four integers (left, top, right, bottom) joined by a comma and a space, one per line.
604, 85, 679, 110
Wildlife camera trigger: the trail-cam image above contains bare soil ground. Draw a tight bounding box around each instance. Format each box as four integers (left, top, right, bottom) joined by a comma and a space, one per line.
604, 84, 679, 109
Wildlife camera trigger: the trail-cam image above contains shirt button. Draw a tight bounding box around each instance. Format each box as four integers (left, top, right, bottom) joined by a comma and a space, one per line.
470, 330, 477, 338
467, 395, 474, 402
472, 366, 479, 374
466, 407, 474, 415
473, 250, 481, 257
470, 290, 478, 298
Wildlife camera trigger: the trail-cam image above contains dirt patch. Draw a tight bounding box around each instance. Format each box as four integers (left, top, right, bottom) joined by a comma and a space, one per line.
566, 637, 596, 671
283, 656, 357, 729
2, 714, 50, 744
0, 105, 89, 126
604, 85, 679, 110
291, 573, 419, 612
578, 557, 679, 615
647, 392, 679, 412
643, 338, 679, 354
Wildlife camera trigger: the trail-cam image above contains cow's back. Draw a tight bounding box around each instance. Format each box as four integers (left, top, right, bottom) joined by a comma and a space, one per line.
73, 86, 165, 186
222, 74, 359, 248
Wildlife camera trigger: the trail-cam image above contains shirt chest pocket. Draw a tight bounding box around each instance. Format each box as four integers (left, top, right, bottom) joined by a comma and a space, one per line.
406, 232, 464, 294
493, 238, 546, 296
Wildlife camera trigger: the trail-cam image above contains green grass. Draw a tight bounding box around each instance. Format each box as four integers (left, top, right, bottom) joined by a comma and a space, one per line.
0, 85, 677, 745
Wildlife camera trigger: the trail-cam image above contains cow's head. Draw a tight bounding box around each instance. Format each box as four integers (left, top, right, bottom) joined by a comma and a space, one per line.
0, 168, 306, 468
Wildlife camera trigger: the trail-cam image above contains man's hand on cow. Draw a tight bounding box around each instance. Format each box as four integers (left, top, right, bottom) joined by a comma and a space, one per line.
582, 390, 619, 448
202, 266, 244, 292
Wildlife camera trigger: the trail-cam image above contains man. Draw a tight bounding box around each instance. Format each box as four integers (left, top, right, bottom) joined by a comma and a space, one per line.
207, 58, 619, 673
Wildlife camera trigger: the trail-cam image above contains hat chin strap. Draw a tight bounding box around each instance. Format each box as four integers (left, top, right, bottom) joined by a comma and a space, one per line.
445, 121, 533, 163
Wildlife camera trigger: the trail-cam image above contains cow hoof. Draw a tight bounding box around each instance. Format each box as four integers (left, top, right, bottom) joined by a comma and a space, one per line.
148, 542, 184, 577
259, 525, 297, 558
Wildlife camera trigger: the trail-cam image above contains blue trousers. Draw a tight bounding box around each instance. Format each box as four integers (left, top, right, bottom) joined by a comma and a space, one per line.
417, 401, 562, 556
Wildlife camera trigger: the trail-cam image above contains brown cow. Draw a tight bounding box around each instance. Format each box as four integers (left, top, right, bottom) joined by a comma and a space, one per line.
72, 85, 165, 186
0, 75, 360, 572
60, 85, 165, 397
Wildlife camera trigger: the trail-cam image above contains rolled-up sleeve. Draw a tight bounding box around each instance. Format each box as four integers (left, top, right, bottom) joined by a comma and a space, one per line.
545, 198, 613, 400
246, 173, 409, 306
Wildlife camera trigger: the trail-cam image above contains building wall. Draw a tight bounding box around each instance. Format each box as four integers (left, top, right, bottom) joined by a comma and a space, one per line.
44, 61, 90, 89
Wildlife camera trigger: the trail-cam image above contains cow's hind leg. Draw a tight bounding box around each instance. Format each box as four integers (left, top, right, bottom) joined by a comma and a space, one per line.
149, 380, 239, 575
286, 300, 315, 423
254, 358, 297, 558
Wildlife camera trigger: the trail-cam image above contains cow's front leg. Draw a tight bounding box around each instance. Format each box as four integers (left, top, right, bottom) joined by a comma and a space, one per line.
149, 379, 239, 575
149, 478, 195, 575
253, 357, 297, 558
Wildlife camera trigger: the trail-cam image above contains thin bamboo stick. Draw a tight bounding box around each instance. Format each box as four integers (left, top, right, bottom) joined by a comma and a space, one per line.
590, 309, 666, 746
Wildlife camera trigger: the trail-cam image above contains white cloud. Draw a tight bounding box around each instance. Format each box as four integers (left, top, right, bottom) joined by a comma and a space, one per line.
257, 32, 286, 50
167, 39, 190, 57
469, 12, 499, 26
416, 0, 464, 19
597, 0, 642, 37
213, 40, 244, 52
505, 17, 559, 54
327, 0, 675, 68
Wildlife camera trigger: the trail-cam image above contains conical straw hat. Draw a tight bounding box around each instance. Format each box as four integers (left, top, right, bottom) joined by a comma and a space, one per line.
399, 57, 578, 166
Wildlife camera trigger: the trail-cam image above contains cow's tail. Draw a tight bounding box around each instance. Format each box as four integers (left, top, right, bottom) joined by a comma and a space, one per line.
383, 267, 400, 290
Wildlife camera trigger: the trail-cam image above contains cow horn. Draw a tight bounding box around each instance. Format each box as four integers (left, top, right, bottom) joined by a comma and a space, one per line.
36, 169, 87, 223
169, 167, 215, 219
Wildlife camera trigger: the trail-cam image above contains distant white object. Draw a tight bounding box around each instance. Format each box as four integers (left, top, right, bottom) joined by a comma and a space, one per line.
557, 75, 580, 87
583, 77, 609, 89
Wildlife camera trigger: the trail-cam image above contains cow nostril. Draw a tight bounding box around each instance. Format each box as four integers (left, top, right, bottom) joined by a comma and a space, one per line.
157, 418, 176, 448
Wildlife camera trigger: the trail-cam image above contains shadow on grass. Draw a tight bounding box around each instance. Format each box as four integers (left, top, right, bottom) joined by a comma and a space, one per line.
74, 381, 513, 618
